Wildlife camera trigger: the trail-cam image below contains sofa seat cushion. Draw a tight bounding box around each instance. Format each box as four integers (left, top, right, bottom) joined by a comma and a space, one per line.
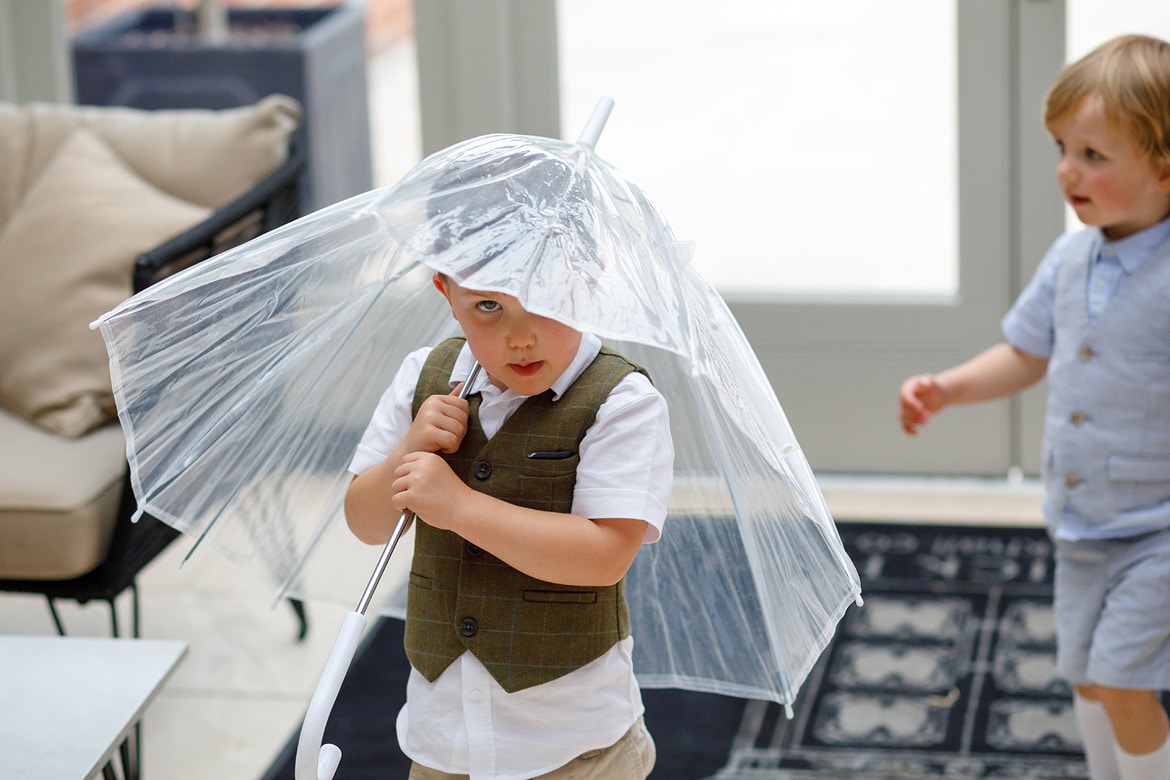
0, 127, 213, 437
0, 406, 126, 580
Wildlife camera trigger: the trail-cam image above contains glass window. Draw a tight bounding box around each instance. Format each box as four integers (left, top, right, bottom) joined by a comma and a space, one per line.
558, 1, 957, 298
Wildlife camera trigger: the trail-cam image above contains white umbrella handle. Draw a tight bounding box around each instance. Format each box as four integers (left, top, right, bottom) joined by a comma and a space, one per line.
295, 611, 366, 780
294, 361, 482, 779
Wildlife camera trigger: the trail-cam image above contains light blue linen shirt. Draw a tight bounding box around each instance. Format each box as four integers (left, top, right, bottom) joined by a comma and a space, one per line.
1002, 218, 1170, 540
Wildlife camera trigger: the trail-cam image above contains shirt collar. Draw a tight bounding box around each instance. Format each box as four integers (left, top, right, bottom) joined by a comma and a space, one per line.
1093, 216, 1170, 273
448, 332, 602, 401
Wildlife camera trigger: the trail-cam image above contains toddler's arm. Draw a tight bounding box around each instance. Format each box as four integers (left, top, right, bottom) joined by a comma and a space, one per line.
899, 342, 1047, 435
390, 456, 647, 586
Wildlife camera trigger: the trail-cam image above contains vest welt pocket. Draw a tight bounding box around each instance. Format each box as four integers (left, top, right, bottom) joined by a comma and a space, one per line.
1106, 454, 1170, 482
409, 571, 434, 589
522, 589, 598, 604
519, 455, 580, 477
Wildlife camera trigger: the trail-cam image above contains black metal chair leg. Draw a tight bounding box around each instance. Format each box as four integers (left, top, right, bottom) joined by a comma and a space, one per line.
130, 580, 140, 639
108, 597, 121, 639
288, 597, 308, 641
45, 597, 67, 636
121, 721, 140, 780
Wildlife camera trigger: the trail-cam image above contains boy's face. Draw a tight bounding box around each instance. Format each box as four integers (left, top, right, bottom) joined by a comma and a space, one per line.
434, 274, 583, 396
1050, 95, 1170, 241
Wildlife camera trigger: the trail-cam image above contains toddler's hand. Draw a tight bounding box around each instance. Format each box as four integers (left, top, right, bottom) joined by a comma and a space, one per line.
391, 451, 465, 528
404, 393, 469, 455
898, 374, 948, 436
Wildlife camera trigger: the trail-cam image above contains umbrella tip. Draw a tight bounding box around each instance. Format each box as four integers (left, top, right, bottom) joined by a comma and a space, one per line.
576, 97, 615, 149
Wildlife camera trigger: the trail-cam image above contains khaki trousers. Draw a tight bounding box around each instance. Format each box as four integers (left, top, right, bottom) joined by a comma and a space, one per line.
408, 716, 656, 779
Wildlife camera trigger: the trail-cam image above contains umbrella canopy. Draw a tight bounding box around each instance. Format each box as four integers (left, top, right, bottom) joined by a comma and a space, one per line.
94, 107, 861, 708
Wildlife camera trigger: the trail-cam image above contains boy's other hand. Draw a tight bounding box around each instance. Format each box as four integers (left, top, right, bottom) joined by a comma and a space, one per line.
898, 374, 947, 436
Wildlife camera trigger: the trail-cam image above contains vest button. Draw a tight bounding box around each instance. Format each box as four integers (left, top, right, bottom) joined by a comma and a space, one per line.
465, 542, 483, 557
1070, 411, 1086, 425
1065, 473, 1080, 489
459, 617, 478, 637
1077, 346, 1093, 361
474, 461, 492, 480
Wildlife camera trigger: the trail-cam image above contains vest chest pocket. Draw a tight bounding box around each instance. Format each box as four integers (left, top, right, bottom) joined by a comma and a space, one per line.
520, 452, 580, 476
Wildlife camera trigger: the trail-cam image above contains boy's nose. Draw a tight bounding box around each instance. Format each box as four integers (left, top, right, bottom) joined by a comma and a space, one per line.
507, 322, 536, 349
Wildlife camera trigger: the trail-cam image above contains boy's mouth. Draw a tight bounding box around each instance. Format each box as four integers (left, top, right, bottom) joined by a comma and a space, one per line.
510, 361, 544, 377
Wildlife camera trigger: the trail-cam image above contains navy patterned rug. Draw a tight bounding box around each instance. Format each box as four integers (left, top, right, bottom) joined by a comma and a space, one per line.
263, 522, 1091, 780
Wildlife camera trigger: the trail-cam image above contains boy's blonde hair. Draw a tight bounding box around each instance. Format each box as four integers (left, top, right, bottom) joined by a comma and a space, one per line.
1045, 34, 1170, 167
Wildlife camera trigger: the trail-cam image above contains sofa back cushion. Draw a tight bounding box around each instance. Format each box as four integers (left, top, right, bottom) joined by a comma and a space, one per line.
0, 96, 300, 437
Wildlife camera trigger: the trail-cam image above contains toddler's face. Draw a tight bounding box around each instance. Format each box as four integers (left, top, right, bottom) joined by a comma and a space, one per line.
1050, 95, 1170, 240
434, 275, 582, 397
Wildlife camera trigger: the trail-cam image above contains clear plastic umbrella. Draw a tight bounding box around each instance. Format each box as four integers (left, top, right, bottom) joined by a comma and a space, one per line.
93, 99, 861, 778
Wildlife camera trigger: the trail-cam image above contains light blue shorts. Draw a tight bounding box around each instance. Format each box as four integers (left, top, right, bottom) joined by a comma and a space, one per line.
1053, 527, 1170, 690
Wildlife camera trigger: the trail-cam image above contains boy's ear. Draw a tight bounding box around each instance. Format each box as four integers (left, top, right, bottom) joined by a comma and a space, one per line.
432, 272, 452, 300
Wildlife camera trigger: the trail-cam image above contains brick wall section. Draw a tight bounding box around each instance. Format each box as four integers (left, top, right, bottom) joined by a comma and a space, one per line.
65, 0, 414, 52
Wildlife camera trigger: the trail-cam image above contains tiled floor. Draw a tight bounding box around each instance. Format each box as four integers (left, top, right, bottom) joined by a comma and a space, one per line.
0, 39, 1050, 780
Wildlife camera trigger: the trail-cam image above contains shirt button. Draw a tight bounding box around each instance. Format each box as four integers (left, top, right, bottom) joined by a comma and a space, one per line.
1065, 473, 1080, 489
465, 542, 483, 557
469, 689, 483, 703
1077, 346, 1093, 361
1070, 411, 1086, 425
474, 461, 492, 480
459, 617, 478, 637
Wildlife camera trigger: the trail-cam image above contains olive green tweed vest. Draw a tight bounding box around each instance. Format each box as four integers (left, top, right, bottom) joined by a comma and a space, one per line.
404, 337, 640, 692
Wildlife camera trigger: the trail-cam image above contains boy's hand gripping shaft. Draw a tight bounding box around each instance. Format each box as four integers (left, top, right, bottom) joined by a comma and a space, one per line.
296, 362, 483, 780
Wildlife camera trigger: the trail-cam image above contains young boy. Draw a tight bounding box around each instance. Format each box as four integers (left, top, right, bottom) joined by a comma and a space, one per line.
345, 272, 673, 779
898, 34, 1170, 780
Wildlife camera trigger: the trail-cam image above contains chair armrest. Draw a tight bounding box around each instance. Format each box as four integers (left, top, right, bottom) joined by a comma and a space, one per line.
132, 144, 308, 292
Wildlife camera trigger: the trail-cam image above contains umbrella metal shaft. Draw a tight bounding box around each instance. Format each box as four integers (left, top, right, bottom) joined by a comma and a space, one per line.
353, 360, 482, 616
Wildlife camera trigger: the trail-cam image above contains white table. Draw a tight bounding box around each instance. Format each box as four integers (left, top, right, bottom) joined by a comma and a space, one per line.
0, 635, 187, 779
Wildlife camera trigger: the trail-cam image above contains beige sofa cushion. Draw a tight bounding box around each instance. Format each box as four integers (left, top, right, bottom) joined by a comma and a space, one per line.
0, 406, 125, 579
0, 127, 212, 437
0, 95, 300, 437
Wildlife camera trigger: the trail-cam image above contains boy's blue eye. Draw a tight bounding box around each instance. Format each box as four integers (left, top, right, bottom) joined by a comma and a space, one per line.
476, 300, 501, 312
1085, 148, 1103, 161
